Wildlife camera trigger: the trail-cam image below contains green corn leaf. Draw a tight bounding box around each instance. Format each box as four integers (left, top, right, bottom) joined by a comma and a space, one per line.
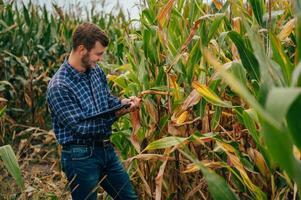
261, 121, 301, 187
110, 75, 128, 89
186, 39, 202, 83
200, 163, 239, 200
292, 61, 301, 86
210, 106, 221, 130
294, 0, 301, 63
0, 105, 7, 118
244, 21, 286, 88
0, 145, 24, 190
145, 136, 186, 150
43, 4, 49, 23
206, 15, 224, 45
227, 62, 248, 89
247, 0, 265, 26
264, 88, 301, 193
242, 109, 260, 146
22, 3, 31, 27
0, 80, 14, 90
192, 81, 232, 108
204, 49, 279, 133
264, 88, 301, 152
228, 31, 260, 82
179, 149, 239, 200
6, 4, 14, 25
287, 93, 301, 151
269, 32, 294, 85
265, 88, 301, 122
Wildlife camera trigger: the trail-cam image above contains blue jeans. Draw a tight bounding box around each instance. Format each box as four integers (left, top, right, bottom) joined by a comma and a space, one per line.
61, 143, 138, 200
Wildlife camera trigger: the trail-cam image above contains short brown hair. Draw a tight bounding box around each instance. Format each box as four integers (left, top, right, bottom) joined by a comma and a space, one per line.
72, 23, 109, 51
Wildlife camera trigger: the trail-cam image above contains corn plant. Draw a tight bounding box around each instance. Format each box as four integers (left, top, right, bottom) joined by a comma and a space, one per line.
1, 0, 301, 199
0, 105, 24, 190
0, 144, 24, 190
107, 0, 301, 199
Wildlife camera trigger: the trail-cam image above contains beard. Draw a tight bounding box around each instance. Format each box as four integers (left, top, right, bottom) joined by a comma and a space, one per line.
81, 52, 96, 69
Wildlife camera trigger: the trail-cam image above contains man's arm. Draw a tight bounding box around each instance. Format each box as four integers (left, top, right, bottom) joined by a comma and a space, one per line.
99, 68, 141, 119
47, 85, 108, 135
115, 97, 141, 117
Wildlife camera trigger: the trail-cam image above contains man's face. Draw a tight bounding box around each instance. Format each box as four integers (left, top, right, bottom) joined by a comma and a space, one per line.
81, 41, 106, 69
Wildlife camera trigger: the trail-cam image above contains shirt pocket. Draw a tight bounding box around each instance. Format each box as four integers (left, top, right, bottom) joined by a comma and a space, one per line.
93, 84, 109, 112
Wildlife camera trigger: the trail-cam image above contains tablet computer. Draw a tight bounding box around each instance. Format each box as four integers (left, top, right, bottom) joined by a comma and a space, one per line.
102, 103, 131, 114
84, 103, 131, 119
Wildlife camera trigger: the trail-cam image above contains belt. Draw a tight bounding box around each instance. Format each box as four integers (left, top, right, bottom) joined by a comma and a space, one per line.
62, 137, 111, 147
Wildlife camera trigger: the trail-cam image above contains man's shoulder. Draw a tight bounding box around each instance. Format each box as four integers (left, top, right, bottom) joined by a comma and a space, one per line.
94, 65, 106, 76
48, 64, 69, 89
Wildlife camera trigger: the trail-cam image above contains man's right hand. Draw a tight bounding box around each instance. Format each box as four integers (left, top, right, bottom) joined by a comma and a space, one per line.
115, 97, 141, 117
128, 96, 141, 112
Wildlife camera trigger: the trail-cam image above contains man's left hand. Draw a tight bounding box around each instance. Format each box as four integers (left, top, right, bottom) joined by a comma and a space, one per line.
129, 96, 141, 112
115, 96, 141, 117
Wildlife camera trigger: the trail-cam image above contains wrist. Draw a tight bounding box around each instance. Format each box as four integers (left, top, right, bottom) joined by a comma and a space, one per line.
115, 107, 130, 117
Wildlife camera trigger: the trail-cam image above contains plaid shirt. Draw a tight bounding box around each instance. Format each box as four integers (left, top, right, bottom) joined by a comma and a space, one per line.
47, 60, 121, 145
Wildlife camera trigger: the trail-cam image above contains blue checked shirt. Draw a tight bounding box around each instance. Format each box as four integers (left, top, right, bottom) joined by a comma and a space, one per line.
47, 59, 121, 145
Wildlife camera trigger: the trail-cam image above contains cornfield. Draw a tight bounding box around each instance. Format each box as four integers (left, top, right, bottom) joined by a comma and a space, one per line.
1, 0, 301, 199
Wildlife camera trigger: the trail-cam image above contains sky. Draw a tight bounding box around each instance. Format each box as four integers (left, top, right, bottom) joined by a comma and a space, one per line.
19, 0, 141, 19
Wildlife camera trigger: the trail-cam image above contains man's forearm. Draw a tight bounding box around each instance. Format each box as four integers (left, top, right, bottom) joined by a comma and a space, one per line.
115, 107, 130, 118
115, 97, 141, 118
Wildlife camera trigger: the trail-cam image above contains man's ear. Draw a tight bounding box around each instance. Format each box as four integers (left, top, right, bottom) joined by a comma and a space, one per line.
78, 45, 87, 56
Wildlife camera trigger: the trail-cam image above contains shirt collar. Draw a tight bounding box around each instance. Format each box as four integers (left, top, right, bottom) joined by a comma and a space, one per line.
63, 58, 94, 81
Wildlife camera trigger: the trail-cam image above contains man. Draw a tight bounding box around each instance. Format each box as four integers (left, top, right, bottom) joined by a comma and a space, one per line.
47, 23, 140, 200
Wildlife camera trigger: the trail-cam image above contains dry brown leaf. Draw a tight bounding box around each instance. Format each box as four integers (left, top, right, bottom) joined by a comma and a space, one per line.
232, 17, 241, 33
181, 89, 202, 111
130, 133, 140, 153
125, 154, 170, 164
201, 114, 210, 133
168, 121, 185, 136
157, 0, 175, 27
44, 130, 56, 144
168, 74, 180, 100
217, 141, 236, 153
140, 90, 168, 97
130, 110, 141, 153
248, 148, 270, 178
144, 99, 158, 124
212, 0, 223, 10
217, 141, 262, 194
231, 43, 240, 60
137, 167, 152, 197
180, 19, 202, 52
192, 134, 214, 144
182, 163, 201, 173
17, 139, 28, 156
131, 110, 140, 134
0, 97, 8, 102
155, 148, 171, 200
182, 161, 224, 173
24, 93, 32, 108
145, 122, 157, 138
